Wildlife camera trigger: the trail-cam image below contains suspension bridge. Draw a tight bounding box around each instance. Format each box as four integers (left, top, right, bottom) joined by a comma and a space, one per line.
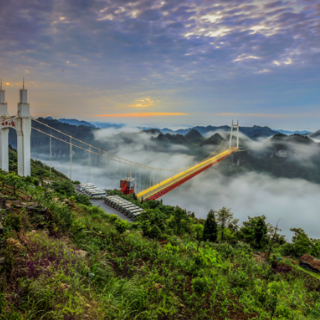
0, 83, 240, 201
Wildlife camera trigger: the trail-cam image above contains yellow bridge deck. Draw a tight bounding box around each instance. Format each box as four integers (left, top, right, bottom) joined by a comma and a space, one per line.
136, 148, 236, 201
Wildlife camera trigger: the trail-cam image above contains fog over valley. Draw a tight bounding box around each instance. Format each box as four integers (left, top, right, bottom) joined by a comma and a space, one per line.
32, 121, 320, 240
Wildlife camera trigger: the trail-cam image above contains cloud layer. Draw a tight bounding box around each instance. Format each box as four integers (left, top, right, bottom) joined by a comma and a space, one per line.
162, 170, 320, 240
33, 125, 320, 239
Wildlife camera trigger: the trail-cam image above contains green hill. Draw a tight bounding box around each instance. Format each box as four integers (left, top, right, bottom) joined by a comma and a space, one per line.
1, 166, 320, 319
200, 133, 224, 146
185, 129, 204, 143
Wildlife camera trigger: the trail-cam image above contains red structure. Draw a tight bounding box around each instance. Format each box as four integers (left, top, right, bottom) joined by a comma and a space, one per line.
119, 175, 135, 195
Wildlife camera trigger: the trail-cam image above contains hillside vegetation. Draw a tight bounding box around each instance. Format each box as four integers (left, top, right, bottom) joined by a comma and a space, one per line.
1, 161, 320, 319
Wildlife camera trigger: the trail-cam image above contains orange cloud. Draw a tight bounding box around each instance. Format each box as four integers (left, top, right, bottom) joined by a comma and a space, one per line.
127, 97, 155, 108
90, 112, 188, 117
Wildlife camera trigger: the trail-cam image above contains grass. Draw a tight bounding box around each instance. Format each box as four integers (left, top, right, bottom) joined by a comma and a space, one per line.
1, 176, 320, 319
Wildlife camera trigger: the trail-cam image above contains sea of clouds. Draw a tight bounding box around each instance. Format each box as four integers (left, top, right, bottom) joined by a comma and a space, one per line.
34, 126, 320, 240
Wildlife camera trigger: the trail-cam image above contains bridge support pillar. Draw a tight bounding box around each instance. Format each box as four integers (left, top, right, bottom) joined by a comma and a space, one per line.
16, 117, 31, 177
0, 81, 9, 172
0, 128, 9, 172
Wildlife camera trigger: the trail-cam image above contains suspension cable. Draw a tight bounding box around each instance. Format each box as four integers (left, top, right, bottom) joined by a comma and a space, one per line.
32, 117, 178, 172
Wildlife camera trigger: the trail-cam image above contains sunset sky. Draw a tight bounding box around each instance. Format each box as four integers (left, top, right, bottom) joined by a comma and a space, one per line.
1, 0, 319, 130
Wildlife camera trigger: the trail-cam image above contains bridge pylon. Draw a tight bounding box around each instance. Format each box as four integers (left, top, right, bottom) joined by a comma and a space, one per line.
0, 80, 31, 176
229, 120, 239, 150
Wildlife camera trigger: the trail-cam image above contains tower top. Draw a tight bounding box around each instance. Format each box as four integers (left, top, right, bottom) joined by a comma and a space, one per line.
0, 79, 5, 105
19, 78, 28, 104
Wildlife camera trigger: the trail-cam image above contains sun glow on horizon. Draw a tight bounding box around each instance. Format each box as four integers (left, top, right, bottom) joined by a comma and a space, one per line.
90, 112, 188, 117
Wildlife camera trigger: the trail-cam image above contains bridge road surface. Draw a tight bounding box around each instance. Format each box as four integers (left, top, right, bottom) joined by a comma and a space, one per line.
89, 199, 132, 223
137, 148, 235, 200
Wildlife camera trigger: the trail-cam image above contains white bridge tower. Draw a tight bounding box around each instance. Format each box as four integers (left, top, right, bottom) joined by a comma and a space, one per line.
0, 80, 31, 176
229, 120, 239, 150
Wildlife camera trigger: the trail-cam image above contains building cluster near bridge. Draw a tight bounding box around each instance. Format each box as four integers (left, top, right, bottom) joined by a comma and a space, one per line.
104, 195, 144, 220
79, 183, 106, 198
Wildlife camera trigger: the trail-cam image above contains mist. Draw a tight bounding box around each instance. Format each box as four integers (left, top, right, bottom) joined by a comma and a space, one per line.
33, 125, 320, 240
162, 169, 320, 240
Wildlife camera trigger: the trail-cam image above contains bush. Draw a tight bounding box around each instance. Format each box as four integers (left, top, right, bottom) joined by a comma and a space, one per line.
192, 277, 209, 295
3, 213, 22, 233
229, 270, 249, 288
115, 220, 128, 234
75, 193, 91, 206
51, 180, 75, 197
130, 222, 140, 230
107, 214, 119, 223
150, 225, 162, 239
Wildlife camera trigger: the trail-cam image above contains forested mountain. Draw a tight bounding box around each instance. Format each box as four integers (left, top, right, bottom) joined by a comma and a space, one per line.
309, 130, 320, 139
8, 118, 97, 158
151, 130, 320, 184
10, 117, 320, 184
56, 118, 96, 128
159, 124, 277, 139
200, 133, 223, 146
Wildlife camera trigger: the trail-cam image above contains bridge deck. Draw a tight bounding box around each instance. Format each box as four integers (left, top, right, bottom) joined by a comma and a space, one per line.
136, 148, 235, 201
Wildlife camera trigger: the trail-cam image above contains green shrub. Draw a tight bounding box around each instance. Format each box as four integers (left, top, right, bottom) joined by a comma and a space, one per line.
75, 193, 91, 206
192, 277, 209, 295
3, 213, 22, 233
130, 222, 140, 230
108, 214, 119, 223
115, 220, 128, 234
275, 303, 292, 318
150, 225, 162, 239
229, 270, 249, 288
70, 219, 86, 234
164, 243, 179, 255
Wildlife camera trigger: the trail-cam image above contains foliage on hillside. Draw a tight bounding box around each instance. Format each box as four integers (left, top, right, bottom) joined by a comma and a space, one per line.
1, 172, 320, 319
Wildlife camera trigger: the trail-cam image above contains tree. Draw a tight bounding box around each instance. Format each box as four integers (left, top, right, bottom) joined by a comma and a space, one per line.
5, 173, 25, 196
290, 228, 313, 258
216, 207, 235, 242
203, 210, 218, 243
254, 217, 268, 249
239, 215, 269, 249
194, 224, 204, 251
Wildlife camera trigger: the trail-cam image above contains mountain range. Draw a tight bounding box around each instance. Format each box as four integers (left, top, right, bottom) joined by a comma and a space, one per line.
47, 117, 317, 139
275, 129, 311, 135
156, 125, 278, 139
45, 117, 124, 130
9, 116, 319, 185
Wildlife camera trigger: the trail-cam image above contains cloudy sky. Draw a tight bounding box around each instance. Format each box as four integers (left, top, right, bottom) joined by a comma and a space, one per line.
1, 0, 320, 130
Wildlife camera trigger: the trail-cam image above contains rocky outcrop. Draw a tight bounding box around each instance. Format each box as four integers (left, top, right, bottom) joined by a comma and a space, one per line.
299, 254, 320, 273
